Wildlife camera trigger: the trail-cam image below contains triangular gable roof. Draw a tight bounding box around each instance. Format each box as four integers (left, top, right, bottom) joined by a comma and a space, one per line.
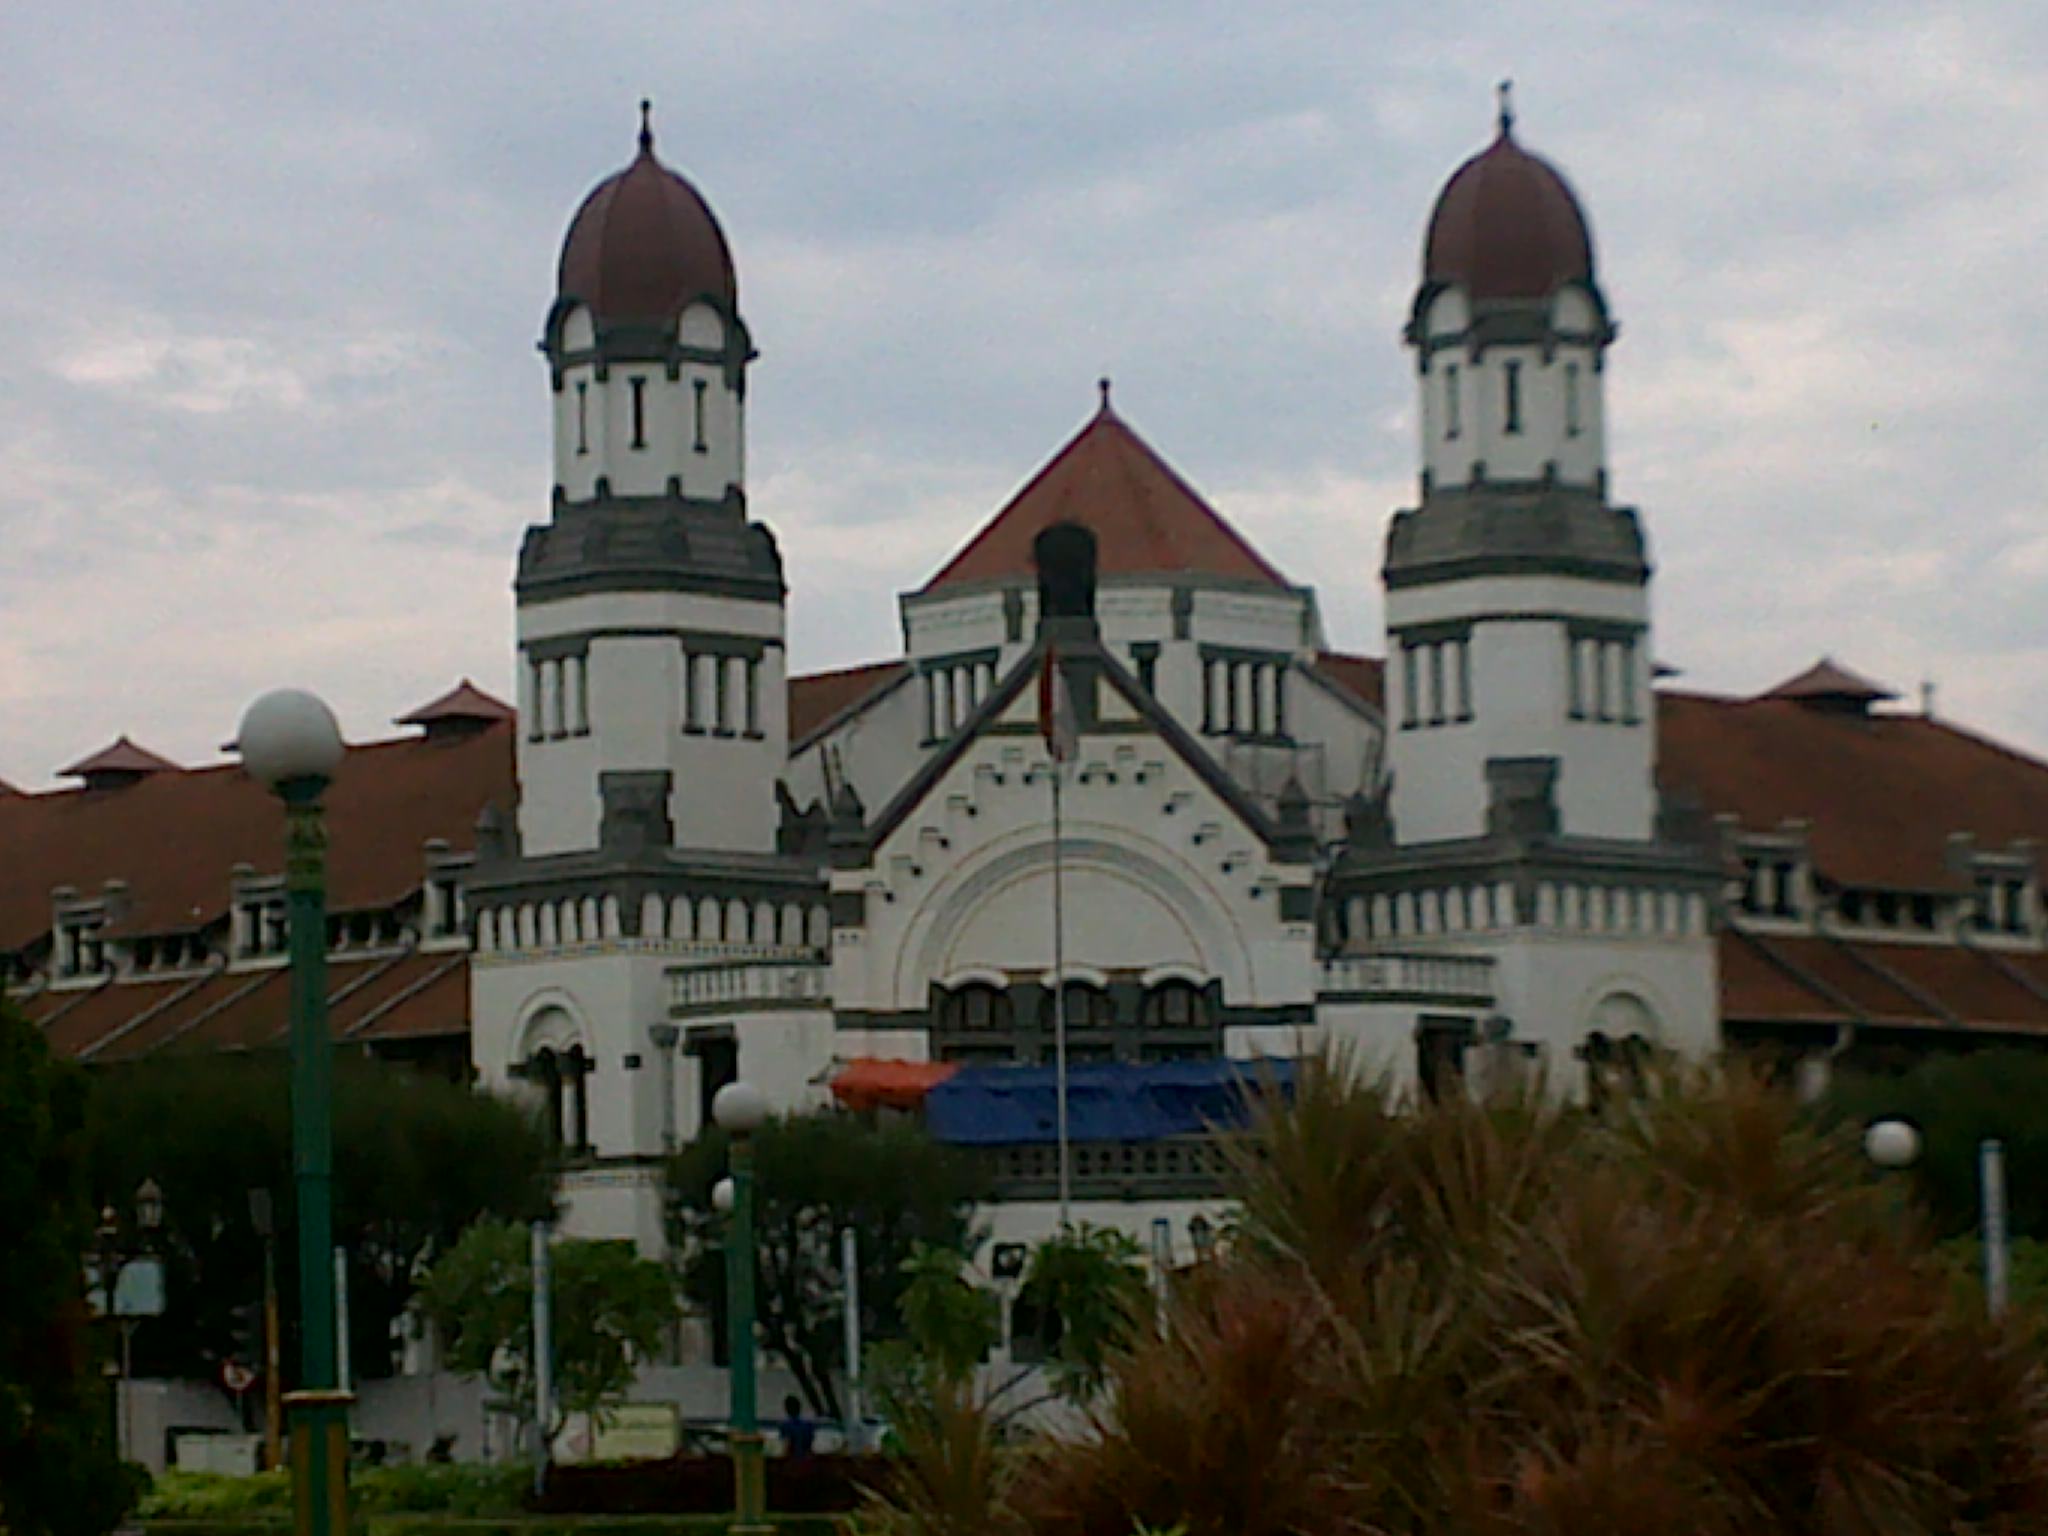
59, 737, 181, 781
862, 634, 1287, 858
397, 679, 514, 728
1763, 657, 1898, 705
916, 399, 1292, 595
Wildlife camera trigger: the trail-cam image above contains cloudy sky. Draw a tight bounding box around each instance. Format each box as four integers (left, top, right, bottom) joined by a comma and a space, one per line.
4, 1, 2045, 787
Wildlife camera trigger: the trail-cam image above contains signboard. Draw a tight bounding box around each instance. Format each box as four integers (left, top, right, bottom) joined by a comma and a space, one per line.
589, 1403, 681, 1462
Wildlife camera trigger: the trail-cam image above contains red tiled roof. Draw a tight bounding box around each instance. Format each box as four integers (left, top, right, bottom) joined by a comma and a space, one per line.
0, 723, 516, 953
788, 661, 910, 748
1722, 931, 2048, 1036
397, 680, 514, 728
917, 403, 1291, 595
1310, 652, 1386, 713
1762, 657, 1898, 705
59, 737, 181, 780
1658, 691, 2048, 892
21, 951, 473, 1062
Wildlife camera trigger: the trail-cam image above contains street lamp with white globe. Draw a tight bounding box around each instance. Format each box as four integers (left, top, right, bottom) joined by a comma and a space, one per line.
236, 688, 350, 1536
712, 1080, 772, 1535
1864, 1118, 1921, 1170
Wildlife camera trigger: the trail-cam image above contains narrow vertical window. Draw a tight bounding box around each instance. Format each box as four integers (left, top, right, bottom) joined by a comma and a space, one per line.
744, 658, 760, 736
683, 650, 701, 731
1565, 363, 1582, 438
1618, 637, 1638, 724
1567, 634, 1584, 720
1445, 363, 1462, 439
1455, 637, 1473, 722
630, 377, 647, 449
1428, 643, 1447, 726
1272, 662, 1287, 737
692, 379, 709, 453
1503, 360, 1523, 435
1593, 640, 1612, 722
923, 671, 938, 741
1200, 659, 1214, 732
575, 381, 589, 455
715, 655, 732, 732
1401, 643, 1420, 729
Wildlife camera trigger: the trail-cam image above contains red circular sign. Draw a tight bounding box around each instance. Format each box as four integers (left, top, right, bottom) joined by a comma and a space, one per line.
220, 1358, 256, 1395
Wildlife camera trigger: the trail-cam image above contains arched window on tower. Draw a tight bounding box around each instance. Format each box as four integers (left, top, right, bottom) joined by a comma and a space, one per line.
1565, 363, 1582, 438
693, 379, 709, 453
576, 381, 590, 455
1445, 363, 1462, 439
629, 377, 648, 449
1503, 360, 1523, 435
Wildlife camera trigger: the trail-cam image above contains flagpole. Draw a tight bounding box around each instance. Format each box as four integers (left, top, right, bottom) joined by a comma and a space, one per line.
1052, 758, 1071, 1229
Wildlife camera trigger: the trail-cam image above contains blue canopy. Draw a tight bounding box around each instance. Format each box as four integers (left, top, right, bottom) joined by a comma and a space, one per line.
924, 1057, 1296, 1147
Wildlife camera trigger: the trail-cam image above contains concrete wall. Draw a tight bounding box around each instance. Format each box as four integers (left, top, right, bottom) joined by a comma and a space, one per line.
1418, 287, 1607, 492
553, 302, 743, 506
1386, 572, 1654, 845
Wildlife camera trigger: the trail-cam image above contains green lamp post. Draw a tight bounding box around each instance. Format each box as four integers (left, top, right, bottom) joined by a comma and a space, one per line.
712, 1080, 771, 1536
237, 689, 350, 1536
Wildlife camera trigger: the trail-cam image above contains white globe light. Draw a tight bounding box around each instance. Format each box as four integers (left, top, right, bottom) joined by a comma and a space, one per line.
712, 1080, 770, 1134
1865, 1119, 1922, 1170
236, 689, 345, 789
711, 1177, 736, 1215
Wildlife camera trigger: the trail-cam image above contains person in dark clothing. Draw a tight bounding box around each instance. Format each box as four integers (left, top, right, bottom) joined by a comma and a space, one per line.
778, 1394, 816, 1458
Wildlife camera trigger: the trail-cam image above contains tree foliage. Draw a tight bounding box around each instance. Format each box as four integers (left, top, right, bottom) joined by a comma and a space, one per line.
1014, 1225, 1150, 1405
667, 1110, 985, 1417
873, 1061, 2048, 1535
1824, 1048, 2048, 1239
0, 998, 142, 1536
418, 1218, 676, 1437
82, 1051, 555, 1386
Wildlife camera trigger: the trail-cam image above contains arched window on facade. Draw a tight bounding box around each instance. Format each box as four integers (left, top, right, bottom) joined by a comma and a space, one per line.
514, 1037, 593, 1155
1582, 993, 1661, 1114
933, 983, 1018, 1065
1138, 980, 1220, 1062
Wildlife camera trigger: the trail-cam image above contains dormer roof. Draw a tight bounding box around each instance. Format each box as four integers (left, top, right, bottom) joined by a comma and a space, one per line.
58, 737, 181, 789
397, 680, 516, 740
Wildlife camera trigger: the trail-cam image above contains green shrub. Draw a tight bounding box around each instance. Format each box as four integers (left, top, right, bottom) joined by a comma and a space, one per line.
351, 1464, 531, 1516
142, 1516, 853, 1536
137, 1471, 293, 1519
877, 1064, 2048, 1535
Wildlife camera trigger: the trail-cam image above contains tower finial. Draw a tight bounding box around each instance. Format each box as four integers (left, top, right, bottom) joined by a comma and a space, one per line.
1497, 79, 1515, 136
1097, 376, 1113, 413
639, 98, 654, 153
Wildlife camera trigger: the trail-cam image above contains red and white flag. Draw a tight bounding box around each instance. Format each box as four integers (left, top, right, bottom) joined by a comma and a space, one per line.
1037, 646, 1079, 763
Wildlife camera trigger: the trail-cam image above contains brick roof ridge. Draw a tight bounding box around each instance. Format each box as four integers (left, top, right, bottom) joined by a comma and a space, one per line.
916, 400, 1291, 594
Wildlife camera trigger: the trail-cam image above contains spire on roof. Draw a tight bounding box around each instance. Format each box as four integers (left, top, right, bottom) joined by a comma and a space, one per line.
59, 736, 180, 790
638, 97, 654, 154
1497, 78, 1515, 137
1097, 376, 1113, 415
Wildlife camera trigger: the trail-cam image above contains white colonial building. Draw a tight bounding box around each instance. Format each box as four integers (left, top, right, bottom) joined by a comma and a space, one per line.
12, 101, 2047, 1282
459, 99, 1722, 1251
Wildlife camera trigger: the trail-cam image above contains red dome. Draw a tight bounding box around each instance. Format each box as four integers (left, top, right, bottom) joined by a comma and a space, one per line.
1423, 118, 1593, 301
557, 114, 736, 324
